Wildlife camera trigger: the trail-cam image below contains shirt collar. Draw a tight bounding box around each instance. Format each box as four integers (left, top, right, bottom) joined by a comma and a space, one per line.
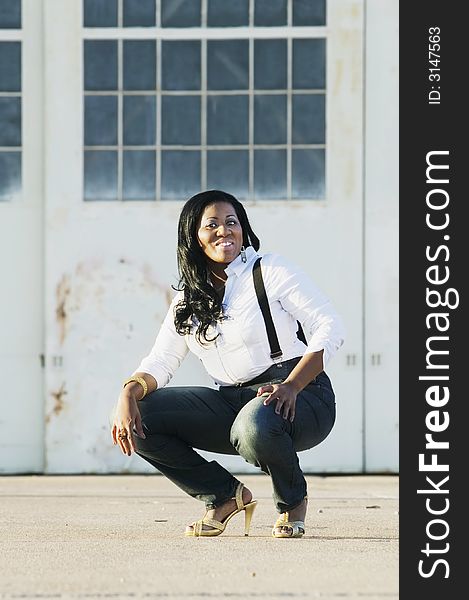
224, 245, 259, 278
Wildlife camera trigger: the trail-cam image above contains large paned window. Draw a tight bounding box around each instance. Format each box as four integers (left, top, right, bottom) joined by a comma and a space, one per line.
0, 0, 22, 202
83, 0, 326, 201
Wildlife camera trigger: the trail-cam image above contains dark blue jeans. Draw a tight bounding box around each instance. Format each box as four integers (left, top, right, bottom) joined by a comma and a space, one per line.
134, 358, 336, 513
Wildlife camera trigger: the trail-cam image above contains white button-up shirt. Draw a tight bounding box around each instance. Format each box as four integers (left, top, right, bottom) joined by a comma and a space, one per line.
135, 246, 345, 387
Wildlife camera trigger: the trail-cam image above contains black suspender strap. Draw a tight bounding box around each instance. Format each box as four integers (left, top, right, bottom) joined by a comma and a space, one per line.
252, 257, 283, 362
252, 256, 308, 363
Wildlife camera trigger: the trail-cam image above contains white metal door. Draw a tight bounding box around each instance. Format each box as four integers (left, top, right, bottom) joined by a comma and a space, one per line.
364, 0, 399, 473
0, 0, 44, 473
43, 0, 364, 474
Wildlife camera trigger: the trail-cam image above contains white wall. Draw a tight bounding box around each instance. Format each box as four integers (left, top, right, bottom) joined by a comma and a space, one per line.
0, 0, 44, 473
0, 0, 399, 475
364, 0, 399, 471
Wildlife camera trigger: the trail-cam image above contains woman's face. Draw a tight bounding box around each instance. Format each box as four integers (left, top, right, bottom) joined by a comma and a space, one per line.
197, 201, 243, 266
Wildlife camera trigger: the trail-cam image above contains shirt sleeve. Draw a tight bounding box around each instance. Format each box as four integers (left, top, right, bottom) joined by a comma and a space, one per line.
264, 254, 345, 367
133, 292, 189, 388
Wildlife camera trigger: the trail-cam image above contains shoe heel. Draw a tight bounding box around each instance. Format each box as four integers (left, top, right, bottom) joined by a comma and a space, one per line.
243, 501, 257, 536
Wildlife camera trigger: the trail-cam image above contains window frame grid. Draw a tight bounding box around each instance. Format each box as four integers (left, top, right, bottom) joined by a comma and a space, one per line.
83, 2, 327, 202
0, 24, 22, 202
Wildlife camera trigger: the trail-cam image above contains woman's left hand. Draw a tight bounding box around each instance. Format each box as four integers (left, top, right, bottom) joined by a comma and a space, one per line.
256, 382, 299, 422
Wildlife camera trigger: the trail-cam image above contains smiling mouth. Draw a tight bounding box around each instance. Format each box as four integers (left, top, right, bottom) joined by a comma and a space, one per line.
216, 241, 234, 247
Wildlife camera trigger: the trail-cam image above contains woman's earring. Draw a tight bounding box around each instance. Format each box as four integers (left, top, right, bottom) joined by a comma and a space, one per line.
240, 246, 247, 263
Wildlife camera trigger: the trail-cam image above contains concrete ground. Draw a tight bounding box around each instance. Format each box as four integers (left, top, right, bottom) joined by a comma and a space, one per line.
0, 474, 398, 599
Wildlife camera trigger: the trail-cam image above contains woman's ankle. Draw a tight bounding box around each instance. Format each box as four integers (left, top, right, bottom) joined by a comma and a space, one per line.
285, 497, 308, 520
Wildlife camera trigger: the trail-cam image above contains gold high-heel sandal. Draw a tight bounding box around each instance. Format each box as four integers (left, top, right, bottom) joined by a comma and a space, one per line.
185, 483, 257, 537
272, 497, 307, 538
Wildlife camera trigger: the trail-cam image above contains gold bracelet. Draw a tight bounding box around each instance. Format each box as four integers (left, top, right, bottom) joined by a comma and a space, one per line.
122, 376, 148, 399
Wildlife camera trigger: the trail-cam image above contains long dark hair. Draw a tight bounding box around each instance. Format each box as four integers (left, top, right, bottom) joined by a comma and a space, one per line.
174, 190, 260, 343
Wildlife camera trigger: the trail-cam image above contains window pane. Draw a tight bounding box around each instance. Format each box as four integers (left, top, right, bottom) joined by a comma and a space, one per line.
254, 150, 286, 200
0, 152, 21, 201
207, 40, 248, 90
83, 0, 117, 27
0, 0, 21, 28
254, 95, 286, 144
123, 150, 155, 200
293, 0, 326, 26
161, 0, 201, 27
207, 151, 248, 199
207, 0, 248, 27
84, 151, 117, 200
123, 96, 156, 145
254, 0, 287, 26
123, 40, 156, 90
254, 40, 287, 90
0, 97, 21, 146
161, 41, 200, 91
123, 0, 156, 27
292, 94, 325, 144
161, 151, 201, 200
161, 96, 200, 146
292, 149, 325, 199
0, 42, 21, 92
84, 96, 118, 146
293, 39, 326, 89
207, 95, 248, 145
84, 40, 118, 91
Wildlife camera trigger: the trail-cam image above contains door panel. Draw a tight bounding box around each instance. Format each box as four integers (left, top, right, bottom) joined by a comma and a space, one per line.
43, 0, 364, 474
364, 0, 399, 473
0, 0, 44, 473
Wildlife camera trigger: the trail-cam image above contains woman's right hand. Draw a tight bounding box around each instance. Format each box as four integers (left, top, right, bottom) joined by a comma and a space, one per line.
111, 391, 146, 456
